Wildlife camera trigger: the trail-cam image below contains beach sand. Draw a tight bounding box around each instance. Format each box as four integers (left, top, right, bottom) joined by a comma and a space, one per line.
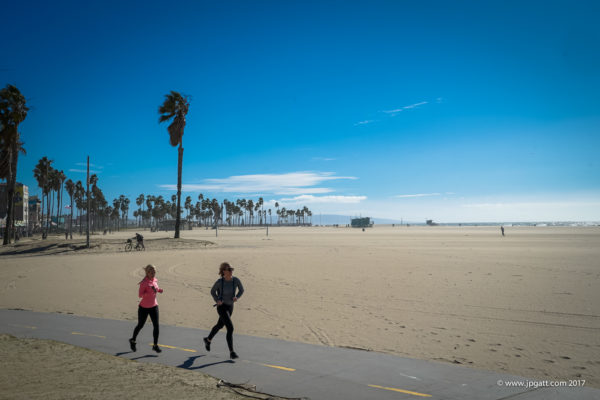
1, 225, 599, 390
0, 334, 279, 400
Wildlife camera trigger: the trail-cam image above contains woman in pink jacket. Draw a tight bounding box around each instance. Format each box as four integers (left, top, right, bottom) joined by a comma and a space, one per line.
129, 264, 163, 353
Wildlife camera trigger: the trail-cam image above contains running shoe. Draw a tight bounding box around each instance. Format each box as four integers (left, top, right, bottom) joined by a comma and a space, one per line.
230, 351, 239, 359
129, 338, 136, 352
152, 344, 162, 353
203, 337, 211, 351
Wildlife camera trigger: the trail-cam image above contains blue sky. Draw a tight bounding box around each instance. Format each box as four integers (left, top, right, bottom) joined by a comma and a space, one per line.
2, 0, 599, 222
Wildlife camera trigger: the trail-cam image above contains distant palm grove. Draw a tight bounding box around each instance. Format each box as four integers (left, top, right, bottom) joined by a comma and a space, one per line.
1, 85, 311, 244
32, 161, 313, 236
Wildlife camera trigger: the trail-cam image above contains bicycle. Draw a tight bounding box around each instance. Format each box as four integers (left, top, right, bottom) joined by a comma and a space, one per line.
125, 238, 145, 251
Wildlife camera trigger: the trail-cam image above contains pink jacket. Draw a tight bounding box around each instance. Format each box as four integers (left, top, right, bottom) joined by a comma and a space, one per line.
138, 277, 163, 308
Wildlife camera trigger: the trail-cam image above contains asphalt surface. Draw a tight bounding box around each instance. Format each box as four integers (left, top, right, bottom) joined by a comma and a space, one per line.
1, 309, 598, 399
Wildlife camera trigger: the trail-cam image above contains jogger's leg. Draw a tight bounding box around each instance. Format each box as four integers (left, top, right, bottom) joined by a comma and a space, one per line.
132, 306, 149, 340
148, 306, 159, 345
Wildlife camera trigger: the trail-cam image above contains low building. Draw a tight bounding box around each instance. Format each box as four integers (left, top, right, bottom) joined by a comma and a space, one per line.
28, 195, 42, 231
0, 182, 29, 230
351, 217, 373, 228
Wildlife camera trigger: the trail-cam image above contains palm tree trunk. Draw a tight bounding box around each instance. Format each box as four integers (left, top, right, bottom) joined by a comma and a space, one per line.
41, 190, 46, 238
46, 192, 51, 237
69, 198, 73, 239
174, 145, 183, 239
2, 148, 15, 245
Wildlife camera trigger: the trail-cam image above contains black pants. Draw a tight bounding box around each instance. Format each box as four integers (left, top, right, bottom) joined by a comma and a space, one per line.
132, 305, 159, 345
208, 304, 234, 351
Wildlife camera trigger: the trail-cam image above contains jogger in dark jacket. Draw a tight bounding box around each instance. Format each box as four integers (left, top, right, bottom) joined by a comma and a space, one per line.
204, 262, 244, 359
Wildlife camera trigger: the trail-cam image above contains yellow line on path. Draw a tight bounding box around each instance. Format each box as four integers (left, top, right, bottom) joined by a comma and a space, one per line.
369, 384, 432, 397
71, 332, 106, 339
10, 324, 36, 329
260, 363, 296, 372
151, 343, 197, 353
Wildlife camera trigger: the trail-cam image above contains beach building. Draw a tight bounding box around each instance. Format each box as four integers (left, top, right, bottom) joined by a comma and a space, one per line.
351, 217, 373, 228
28, 195, 42, 232
0, 182, 29, 232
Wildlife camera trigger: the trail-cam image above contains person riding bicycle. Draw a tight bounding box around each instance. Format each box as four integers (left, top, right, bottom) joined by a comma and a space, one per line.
135, 233, 145, 250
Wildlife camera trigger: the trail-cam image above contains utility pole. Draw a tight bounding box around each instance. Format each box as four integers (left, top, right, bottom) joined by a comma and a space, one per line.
86, 156, 90, 248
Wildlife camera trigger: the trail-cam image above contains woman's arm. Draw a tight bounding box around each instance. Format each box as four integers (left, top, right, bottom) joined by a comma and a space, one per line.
138, 280, 146, 298
210, 280, 220, 303
234, 277, 244, 299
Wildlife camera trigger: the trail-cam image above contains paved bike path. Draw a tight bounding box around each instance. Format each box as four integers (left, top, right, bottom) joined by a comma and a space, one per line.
1, 309, 597, 400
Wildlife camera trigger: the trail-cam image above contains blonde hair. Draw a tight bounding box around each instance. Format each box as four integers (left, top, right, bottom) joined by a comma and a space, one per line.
144, 264, 156, 276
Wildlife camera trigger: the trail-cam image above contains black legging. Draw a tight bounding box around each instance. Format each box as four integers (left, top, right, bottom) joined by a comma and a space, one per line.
208, 304, 234, 351
132, 305, 159, 345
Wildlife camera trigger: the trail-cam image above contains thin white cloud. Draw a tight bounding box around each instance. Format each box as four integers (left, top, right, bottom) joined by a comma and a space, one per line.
354, 120, 376, 126
160, 172, 357, 194
312, 157, 337, 161
384, 101, 428, 114
75, 163, 103, 169
402, 101, 428, 109
394, 193, 441, 198
277, 195, 367, 205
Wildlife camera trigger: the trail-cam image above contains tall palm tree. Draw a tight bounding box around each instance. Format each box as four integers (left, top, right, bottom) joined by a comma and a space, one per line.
146, 195, 155, 229
158, 91, 190, 239
74, 180, 84, 235
247, 199, 254, 226
48, 168, 61, 232
89, 174, 98, 232
1, 85, 29, 244
258, 197, 264, 225
119, 195, 129, 229
184, 195, 192, 228
112, 198, 121, 231
57, 170, 66, 230
136, 194, 145, 227
65, 179, 75, 239
33, 157, 53, 239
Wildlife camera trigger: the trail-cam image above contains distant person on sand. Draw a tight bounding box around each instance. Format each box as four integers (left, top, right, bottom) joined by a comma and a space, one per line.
204, 262, 245, 359
501, 226, 505, 236
129, 264, 163, 353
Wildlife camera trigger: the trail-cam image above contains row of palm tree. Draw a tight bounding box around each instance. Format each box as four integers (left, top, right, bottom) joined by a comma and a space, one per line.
131, 193, 312, 229
30, 157, 138, 238
2, 87, 313, 244
25, 162, 314, 238
32, 157, 68, 238
27, 159, 315, 237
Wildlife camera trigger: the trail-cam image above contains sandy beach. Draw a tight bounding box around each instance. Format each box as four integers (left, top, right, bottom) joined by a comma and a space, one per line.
1, 225, 599, 390
0, 334, 280, 400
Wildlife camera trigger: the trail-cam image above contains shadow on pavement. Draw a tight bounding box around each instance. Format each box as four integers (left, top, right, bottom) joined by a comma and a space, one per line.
178, 355, 234, 370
